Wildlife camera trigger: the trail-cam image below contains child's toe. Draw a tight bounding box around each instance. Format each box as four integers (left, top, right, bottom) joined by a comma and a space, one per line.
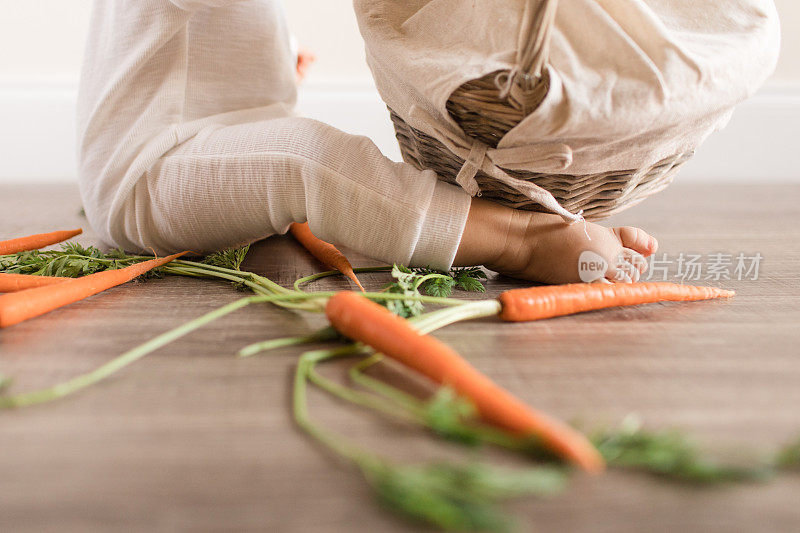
613, 226, 657, 256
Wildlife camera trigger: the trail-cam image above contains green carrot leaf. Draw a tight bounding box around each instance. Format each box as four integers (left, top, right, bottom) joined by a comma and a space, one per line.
0, 245, 143, 277
362, 460, 564, 532
381, 265, 487, 317
453, 267, 488, 279
453, 267, 487, 292
442, 463, 567, 499
775, 436, 800, 470
423, 388, 482, 445
0, 374, 12, 394
382, 265, 425, 317
364, 460, 513, 532
592, 417, 773, 484
201, 245, 250, 271
454, 275, 486, 293
423, 277, 456, 298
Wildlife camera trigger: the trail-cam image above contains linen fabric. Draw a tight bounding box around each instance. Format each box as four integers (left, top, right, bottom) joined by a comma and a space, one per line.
355, 0, 781, 211
77, 0, 471, 270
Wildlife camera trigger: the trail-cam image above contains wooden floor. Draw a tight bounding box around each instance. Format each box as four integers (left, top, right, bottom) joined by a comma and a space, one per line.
1, 183, 799, 532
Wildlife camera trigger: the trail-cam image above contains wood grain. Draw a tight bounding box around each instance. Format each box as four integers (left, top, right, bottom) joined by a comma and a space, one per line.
1, 183, 799, 532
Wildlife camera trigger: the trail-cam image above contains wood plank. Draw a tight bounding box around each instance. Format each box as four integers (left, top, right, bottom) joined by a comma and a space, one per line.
1, 183, 799, 532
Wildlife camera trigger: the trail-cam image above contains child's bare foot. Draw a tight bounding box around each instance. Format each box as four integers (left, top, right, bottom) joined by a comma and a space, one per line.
454, 198, 657, 285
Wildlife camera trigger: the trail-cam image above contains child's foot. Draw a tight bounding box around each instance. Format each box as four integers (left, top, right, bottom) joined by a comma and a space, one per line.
455, 199, 657, 285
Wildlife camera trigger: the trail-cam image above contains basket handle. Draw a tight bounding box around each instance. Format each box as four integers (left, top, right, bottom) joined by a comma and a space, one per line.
498, 0, 559, 99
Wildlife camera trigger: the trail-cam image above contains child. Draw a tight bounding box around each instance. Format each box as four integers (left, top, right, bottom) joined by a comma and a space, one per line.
77, 0, 655, 285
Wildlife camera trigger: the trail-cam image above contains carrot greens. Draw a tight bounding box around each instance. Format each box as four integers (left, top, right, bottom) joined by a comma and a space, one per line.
0, 244, 142, 277
776, 437, 800, 470
0, 295, 283, 408
0, 374, 12, 394
294, 266, 392, 292
382, 264, 488, 317
291, 344, 567, 533
1, 238, 798, 531
591, 416, 773, 484
200, 245, 251, 271
238, 326, 340, 358
410, 266, 488, 297
0, 244, 471, 407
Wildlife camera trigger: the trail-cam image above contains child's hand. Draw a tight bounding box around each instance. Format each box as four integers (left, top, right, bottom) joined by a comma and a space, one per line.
454, 198, 657, 285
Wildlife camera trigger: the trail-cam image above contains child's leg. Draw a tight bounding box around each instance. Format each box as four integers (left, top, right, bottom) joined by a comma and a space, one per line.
132, 111, 656, 284
78, 1, 472, 271
130, 116, 471, 269
81, 1, 657, 282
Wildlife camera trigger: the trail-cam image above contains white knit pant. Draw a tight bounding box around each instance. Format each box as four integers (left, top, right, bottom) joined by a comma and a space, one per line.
131, 116, 470, 269
77, 0, 470, 271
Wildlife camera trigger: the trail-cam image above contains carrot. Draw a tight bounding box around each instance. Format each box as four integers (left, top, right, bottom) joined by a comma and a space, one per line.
0, 229, 83, 255
0, 252, 186, 328
0, 273, 71, 293
290, 222, 364, 291
325, 291, 605, 473
499, 282, 735, 322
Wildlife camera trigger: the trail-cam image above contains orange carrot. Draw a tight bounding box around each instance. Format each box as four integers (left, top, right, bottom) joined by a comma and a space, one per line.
0, 273, 71, 293
0, 252, 186, 328
499, 282, 735, 322
290, 222, 364, 291
0, 229, 83, 255
325, 291, 604, 473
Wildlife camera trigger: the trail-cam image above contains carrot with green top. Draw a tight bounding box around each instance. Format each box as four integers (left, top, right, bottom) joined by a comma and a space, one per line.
0, 229, 83, 255
325, 291, 605, 473
0, 273, 71, 293
290, 222, 364, 291
498, 282, 735, 322
0, 252, 186, 328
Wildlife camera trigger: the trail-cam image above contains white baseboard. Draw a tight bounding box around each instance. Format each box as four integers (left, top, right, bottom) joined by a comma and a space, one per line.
0, 79, 798, 183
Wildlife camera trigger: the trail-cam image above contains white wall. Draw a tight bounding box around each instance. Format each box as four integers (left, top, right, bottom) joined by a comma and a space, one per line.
286, 0, 800, 85
772, 0, 800, 83
5, 0, 795, 85
0, 1, 91, 84
0, 0, 798, 182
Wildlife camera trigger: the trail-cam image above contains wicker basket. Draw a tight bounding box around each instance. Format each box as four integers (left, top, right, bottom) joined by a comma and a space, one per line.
387, 0, 693, 221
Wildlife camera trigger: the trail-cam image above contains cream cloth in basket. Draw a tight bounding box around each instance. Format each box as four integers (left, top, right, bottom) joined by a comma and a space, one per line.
354, 0, 781, 218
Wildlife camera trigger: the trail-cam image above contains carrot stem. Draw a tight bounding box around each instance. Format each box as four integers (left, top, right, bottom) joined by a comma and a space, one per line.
0, 293, 312, 409
0, 229, 82, 255
294, 266, 391, 292
0, 288, 466, 408
164, 264, 323, 312
238, 326, 339, 358
293, 347, 380, 464
171, 259, 296, 296
325, 292, 604, 473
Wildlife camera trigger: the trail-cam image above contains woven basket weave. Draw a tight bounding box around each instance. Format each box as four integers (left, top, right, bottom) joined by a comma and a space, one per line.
387, 0, 693, 221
